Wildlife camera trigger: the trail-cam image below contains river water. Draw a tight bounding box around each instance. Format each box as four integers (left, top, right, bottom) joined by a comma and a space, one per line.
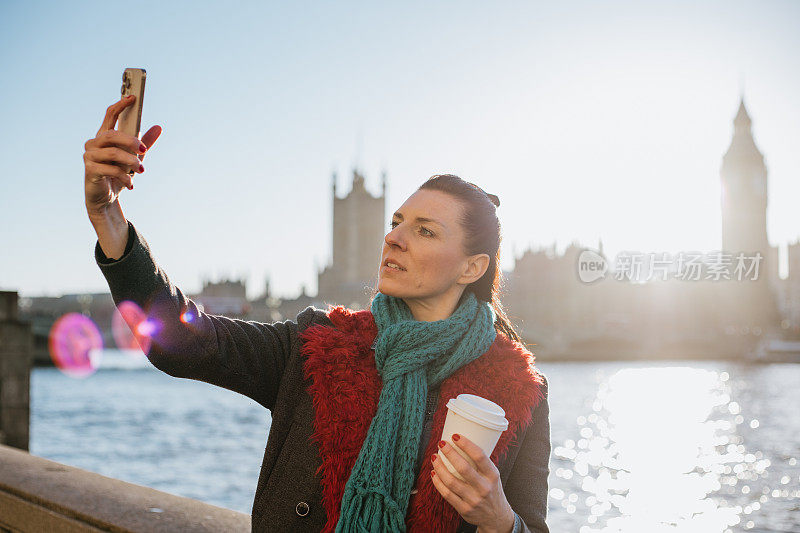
30, 359, 800, 532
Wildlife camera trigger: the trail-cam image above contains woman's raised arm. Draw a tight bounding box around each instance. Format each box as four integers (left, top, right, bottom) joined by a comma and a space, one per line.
93, 218, 320, 411
84, 95, 319, 410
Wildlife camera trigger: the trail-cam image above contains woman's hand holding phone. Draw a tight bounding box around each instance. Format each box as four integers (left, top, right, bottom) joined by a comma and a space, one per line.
83, 94, 161, 216
83, 94, 162, 258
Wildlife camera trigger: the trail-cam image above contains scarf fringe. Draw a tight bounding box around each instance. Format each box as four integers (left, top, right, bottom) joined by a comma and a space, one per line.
336, 485, 407, 533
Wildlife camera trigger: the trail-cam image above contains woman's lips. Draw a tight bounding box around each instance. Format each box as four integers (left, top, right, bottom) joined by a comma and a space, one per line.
381, 264, 405, 273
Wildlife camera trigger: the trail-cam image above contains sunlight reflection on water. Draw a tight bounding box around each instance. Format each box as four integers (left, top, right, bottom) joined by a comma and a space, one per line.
547, 364, 800, 533
30, 362, 799, 530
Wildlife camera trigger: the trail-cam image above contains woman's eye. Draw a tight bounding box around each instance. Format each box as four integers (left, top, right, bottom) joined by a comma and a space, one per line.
388, 220, 433, 237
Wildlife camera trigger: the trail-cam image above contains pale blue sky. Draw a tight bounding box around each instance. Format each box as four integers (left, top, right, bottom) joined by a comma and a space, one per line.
2, 0, 799, 300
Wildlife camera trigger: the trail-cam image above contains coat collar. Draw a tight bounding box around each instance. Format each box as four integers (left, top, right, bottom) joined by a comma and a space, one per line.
301, 305, 545, 533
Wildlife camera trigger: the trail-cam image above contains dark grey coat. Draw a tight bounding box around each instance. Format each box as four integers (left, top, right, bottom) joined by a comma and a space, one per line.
94, 220, 551, 532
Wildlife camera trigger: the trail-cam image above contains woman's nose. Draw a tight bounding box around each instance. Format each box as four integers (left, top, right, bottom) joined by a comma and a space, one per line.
385, 226, 407, 250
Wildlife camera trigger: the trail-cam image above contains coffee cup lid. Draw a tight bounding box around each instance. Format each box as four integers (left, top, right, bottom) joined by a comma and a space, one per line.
446, 394, 509, 431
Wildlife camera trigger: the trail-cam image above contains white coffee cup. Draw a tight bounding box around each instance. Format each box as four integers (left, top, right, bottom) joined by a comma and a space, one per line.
436, 394, 509, 481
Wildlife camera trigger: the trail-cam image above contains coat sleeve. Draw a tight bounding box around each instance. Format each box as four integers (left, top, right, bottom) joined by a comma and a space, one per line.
504, 374, 551, 533
94, 219, 319, 411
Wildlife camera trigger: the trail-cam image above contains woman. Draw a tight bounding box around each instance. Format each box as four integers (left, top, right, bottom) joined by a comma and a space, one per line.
83, 95, 551, 533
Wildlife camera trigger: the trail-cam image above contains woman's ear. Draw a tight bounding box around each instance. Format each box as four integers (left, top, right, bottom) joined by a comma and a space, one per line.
458, 253, 491, 285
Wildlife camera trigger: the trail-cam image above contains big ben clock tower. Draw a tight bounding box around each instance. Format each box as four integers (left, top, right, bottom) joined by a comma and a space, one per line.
720, 98, 780, 333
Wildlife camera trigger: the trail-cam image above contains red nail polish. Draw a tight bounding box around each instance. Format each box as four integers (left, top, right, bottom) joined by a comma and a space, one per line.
453, 434, 460, 442
138, 164, 144, 173
139, 143, 147, 153
431, 470, 436, 477
438, 440, 446, 449
431, 454, 437, 463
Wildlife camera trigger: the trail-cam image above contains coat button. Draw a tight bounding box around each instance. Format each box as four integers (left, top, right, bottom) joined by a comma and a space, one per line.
296, 501, 310, 517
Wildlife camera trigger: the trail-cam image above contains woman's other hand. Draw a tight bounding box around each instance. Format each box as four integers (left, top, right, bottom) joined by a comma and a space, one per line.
431, 434, 517, 533
83, 94, 162, 218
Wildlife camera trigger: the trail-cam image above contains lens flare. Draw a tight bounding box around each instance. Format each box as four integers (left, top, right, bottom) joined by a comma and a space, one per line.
48, 313, 104, 378
111, 300, 152, 355
136, 318, 159, 338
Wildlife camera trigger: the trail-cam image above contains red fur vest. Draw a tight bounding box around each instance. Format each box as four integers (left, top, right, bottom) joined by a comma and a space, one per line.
300, 305, 545, 533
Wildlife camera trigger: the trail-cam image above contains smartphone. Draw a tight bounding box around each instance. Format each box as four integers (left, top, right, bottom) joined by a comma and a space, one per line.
118, 68, 146, 175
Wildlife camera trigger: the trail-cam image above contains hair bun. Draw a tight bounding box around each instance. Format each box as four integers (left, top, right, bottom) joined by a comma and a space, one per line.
466, 181, 500, 208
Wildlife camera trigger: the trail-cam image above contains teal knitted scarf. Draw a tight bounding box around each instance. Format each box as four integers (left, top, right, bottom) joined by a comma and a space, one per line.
335, 290, 497, 532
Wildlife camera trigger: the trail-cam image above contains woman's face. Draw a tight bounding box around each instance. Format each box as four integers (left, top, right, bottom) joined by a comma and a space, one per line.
378, 189, 488, 304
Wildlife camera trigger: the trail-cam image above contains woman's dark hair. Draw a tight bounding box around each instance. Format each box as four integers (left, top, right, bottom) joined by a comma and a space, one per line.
371, 173, 523, 344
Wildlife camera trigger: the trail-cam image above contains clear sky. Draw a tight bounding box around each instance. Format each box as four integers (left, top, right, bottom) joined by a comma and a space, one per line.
2, 0, 799, 300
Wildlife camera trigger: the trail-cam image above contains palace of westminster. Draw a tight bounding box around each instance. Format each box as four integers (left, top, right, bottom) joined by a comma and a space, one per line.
18, 100, 800, 361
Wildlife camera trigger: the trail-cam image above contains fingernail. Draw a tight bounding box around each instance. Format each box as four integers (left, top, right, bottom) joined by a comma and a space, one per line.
139, 142, 147, 153
431, 470, 436, 477
138, 164, 144, 173
453, 434, 460, 442
128, 184, 133, 190
431, 454, 437, 463
438, 440, 446, 449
